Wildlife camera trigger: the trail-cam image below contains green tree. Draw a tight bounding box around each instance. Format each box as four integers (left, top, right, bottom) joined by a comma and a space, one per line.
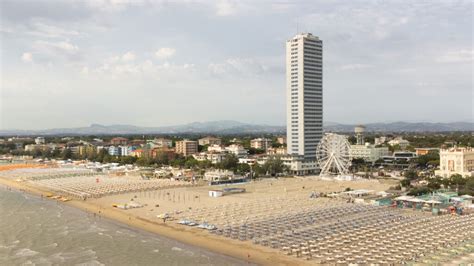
217, 154, 239, 170
252, 164, 266, 178
120, 156, 137, 165
449, 174, 466, 188
248, 148, 265, 155
351, 158, 366, 172
264, 157, 285, 176
416, 150, 440, 167
407, 186, 432, 196
400, 179, 411, 188
388, 144, 401, 153
236, 163, 251, 175
347, 136, 357, 145
184, 157, 199, 169
136, 156, 153, 166
96, 149, 108, 163
154, 151, 172, 165
61, 148, 73, 160
404, 169, 418, 180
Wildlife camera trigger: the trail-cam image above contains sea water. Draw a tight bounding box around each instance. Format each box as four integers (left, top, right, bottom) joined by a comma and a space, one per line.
0, 186, 248, 265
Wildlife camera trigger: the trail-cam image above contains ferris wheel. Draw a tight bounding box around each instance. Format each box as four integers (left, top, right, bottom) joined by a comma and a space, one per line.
316, 133, 352, 176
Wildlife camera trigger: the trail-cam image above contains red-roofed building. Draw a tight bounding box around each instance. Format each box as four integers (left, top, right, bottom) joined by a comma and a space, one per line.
110, 137, 129, 145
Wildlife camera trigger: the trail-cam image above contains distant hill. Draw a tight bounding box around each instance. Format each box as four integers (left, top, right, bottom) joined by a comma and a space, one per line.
0, 121, 472, 136
0, 120, 285, 136
324, 121, 473, 133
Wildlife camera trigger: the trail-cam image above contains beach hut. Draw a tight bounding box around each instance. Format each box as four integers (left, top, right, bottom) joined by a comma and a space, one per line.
209, 190, 223, 197
424, 200, 442, 214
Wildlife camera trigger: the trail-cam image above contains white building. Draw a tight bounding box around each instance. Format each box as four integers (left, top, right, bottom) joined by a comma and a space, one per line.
25, 144, 56, 152
225, 144, 248, 157
198, 136, 221, 146
204, 170, 234, 182
374, 137, 387, 145
286, 33, 323, 162
435, 147, 474, 178
154, 138, 173, 148
108, 146, 121, 156
119, 146, 130, 156
267, 147, 287, 155
281, 155, 318, 175
35, 137, 45, 144
350, 143, 390, 163
208, 144, 226, 153
388, 137, 410, 149
250, 138, 271, 151
238, 158, 256, 164
192, 152, 226, 164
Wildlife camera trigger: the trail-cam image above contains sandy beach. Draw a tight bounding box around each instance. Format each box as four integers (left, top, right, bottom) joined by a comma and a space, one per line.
0, 173, 320, 265
1, 165, 472, 265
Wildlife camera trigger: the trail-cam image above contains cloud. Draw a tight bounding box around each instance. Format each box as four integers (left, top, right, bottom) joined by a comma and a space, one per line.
29, 40, 81, 62
81, 66, 89, 74
35, 40, 79, 53
155, 48, 176, 59
121, 51, 136, 62
27, 20, 80, 38
90, 56, 195, 78
2, 1, 472, 129
209, 58, 268, 76
21, 52, 33, 63
84, 0, 156, 12
436, 49, 473, 63
215, 0, 237, 16
339, 64, 372, 71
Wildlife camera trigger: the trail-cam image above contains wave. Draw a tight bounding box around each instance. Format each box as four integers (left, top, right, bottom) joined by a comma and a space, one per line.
14, 248, 39, 258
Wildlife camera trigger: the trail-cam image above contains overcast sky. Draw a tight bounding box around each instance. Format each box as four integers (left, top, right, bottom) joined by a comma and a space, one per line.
1, 0, 472, 130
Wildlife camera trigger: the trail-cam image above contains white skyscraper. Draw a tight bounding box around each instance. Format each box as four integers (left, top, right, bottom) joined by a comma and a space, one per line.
286, 33, 323, 161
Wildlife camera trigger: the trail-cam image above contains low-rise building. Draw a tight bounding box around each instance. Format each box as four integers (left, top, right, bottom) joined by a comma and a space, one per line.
25, 144, 57, 152
176, 139, 198, 156
238, 158, 257, 164
277, 136, 287, 145
198, 136, 222, 146
225, 144, 248, 157
267, 147, 287, 155
130, 149, 143, 157
154, 138, 173, 148
108, 146, 121, 156
280, 155, 317, 175
110, 137, 129, 146
388, 137, 410, 149
34, 137, 45, 144
119, 146, 130, 156
192, 152, 226, 164
435, 147, 474, 178
250, 138, 272, 150
382, 151, 417, 164
374, 137, 387, 145
415, 148, 439, 156
350, 143, 390, 163
204, 169, 234, 182
207, 144, 226, 153
77, 144, 96, 156
150, 147, 177, 160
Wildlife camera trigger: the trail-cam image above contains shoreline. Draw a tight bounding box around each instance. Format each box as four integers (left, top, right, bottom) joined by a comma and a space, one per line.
0, 177, 309, 266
